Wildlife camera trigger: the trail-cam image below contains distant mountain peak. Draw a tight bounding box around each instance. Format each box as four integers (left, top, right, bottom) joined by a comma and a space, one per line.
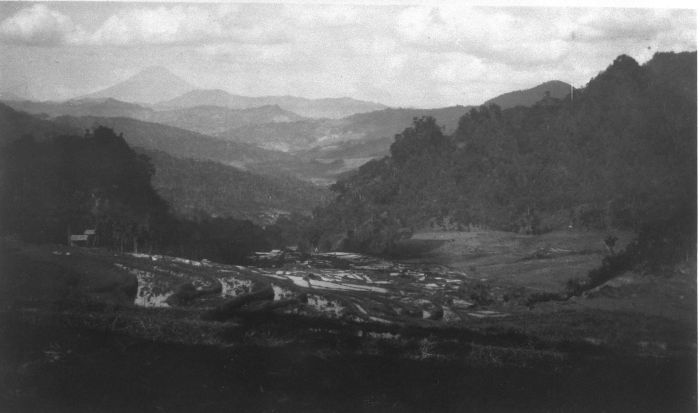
81, 66, 195, 104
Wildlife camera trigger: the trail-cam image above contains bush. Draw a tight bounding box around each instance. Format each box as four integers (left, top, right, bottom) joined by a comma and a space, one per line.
567, 207, 695, 297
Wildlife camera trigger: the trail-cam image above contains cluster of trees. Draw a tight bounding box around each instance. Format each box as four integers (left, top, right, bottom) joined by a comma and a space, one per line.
0, 126, 270, 264
0, 126, 167, 248
309, 52, 696, 256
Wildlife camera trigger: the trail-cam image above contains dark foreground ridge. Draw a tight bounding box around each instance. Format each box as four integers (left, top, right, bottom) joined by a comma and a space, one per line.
1, 313, 695, 413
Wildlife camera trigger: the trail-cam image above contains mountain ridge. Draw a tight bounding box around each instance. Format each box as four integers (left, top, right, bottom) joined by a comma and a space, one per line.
157, 88, 387, 119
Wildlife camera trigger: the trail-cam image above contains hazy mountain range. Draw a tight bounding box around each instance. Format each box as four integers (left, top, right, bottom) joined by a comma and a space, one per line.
78, 66, 386, 119
50, 114, 291, 168
157, 89, 388, 119
1, 68, 574, 186
5, 98, 153, 120
147, 104, 305, 136
217, 105, 473, 153
0, 65, 580, 222
2, 99, 305, 136
47, 113, 345, 184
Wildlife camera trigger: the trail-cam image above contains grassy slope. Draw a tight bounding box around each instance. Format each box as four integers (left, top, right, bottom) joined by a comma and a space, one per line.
401, 230, 637, 289
393, 229, 696, 345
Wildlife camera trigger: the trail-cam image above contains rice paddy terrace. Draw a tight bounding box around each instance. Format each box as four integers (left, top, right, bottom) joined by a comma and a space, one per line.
126, 248, 504, 323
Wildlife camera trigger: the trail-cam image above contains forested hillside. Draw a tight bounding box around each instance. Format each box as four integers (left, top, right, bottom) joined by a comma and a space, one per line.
0, 127, 171, 249
146, 149, 330, 224
0, 127, 270, 263
309, 52, 696, 254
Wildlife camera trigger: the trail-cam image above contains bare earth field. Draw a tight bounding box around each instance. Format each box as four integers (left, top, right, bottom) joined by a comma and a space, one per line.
0, 230, 696, 412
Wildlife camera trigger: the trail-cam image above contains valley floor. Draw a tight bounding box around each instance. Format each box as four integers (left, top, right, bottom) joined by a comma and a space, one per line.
0, 230, 696, 412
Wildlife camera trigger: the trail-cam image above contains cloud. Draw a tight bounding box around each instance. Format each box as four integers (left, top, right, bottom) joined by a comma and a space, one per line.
86, 4, 290, 46
394, 6, 565, 68
0, 3, 695, 107
285, 4, 362, 28
0, 4, 81, 46
432, 53, 488, 83
0, 4, 290, 47
89, 6, 219, 45
393, 6, 695, 69
185, 4, 695, 106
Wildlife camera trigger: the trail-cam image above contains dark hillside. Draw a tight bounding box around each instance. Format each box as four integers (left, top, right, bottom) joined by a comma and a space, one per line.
145, 149, 330, 224
0, 103, 79, 147
0, 127, 169, 247
309, 52, 696, 254
0, 127, 270, 264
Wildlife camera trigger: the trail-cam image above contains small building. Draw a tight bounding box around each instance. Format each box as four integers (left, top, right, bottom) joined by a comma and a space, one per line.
69, 234, 89, 247
68, 229, 97, 247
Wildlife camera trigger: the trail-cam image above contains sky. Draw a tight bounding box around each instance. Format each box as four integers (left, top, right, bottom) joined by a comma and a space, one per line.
0, 1, 696, 107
